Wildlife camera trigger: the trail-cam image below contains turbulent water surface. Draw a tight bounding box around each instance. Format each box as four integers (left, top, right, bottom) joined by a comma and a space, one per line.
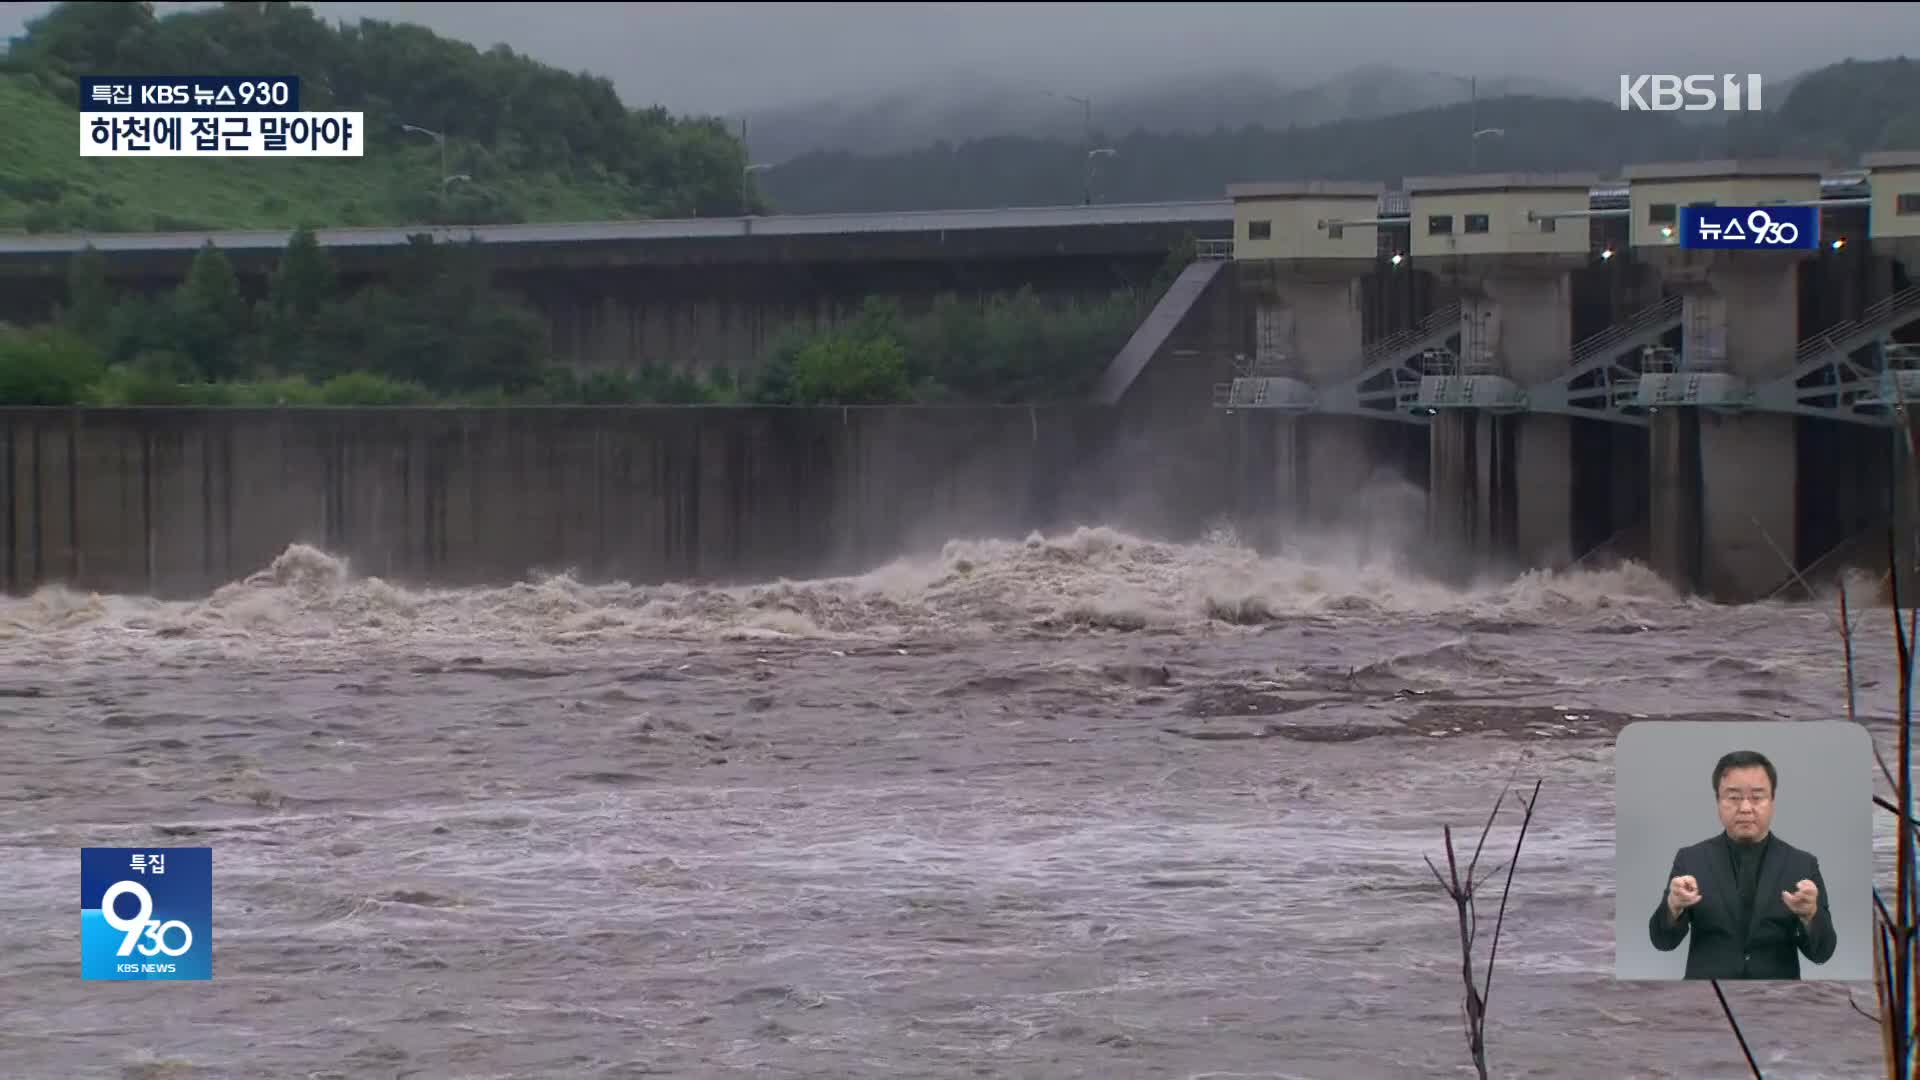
0, 525, 1904, 1079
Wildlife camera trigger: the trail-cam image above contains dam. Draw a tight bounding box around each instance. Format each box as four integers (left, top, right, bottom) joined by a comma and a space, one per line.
3, 155, 1920, 602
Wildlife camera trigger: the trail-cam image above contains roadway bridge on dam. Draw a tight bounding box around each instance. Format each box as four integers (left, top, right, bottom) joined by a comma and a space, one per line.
0, 201, 1236, 376
1098, 155, 1920, 602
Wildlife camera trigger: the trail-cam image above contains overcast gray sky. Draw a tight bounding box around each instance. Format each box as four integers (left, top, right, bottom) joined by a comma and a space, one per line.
2, 1, 1916, 116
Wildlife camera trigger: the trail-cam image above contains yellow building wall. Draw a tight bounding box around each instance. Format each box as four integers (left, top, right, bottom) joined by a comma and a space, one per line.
1628, 176, 1821, 248
1232, 197, 1380, 260
1868, 168, 1920, 240
1407, 189, 1590, 258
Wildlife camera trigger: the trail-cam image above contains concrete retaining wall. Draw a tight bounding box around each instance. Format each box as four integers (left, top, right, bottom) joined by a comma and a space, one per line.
0, 407, 1245, 599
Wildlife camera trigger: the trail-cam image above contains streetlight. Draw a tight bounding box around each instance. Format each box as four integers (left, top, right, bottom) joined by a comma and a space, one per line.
1453, 77, 1512, 169
1469, 127, 1505, 170
741, 163, 773, 216
1043, 90, 1092, 147
1085, 146, 1117, 205
402, 122, 451, 187
1044, 91, 1100, 204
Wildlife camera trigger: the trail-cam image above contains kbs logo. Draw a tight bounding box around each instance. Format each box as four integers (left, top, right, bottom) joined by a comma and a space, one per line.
81, 847, 213, 980
139, 83, 192, 106
1619, 74, 1764, 112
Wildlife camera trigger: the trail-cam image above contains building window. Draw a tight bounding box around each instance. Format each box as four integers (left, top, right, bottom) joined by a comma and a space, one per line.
1428, 214, 1453, 235
1649, 203, 1677, 225
1539, 216, 1557, 233
1248, 219, 1272, 240
1899, 193, 1920, 215
1328, 223, 1344, 239
1464, 213, 1490, 234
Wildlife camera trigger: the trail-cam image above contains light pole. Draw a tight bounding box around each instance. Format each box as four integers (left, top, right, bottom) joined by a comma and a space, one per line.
1044, 91, 1096, 204
1456, 78, 1510, 170
1085, 147, 1117, 205
743, 162, 772, 215
402, 123, 450, 187
1470, 127, 1506, 170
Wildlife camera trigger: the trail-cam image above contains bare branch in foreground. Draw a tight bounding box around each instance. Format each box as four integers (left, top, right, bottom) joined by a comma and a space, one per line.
1430, 777, 1542, 1080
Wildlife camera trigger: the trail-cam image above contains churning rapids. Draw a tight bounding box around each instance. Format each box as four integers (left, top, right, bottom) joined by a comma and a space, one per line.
0, 526, 1904, 1079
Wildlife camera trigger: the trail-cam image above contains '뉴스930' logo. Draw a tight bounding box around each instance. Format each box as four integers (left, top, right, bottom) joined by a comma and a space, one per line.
101, 879, 194, 957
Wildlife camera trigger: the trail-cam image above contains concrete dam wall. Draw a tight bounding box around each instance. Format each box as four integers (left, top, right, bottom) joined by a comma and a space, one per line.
0, 407, 1256, 599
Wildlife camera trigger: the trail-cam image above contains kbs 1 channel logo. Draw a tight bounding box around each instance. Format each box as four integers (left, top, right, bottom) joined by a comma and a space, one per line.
1619, 74, 1764, 112
78, 75, 363, 158
81, 847, 213, 981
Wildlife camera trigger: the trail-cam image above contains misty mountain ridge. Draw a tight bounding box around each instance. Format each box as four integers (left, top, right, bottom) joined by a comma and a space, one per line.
753, 58, 1920, 215
741, 65, 1586, 162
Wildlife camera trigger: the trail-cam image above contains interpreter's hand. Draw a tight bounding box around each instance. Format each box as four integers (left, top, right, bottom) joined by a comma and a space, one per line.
1667, 874, 1702, 919
1783, 878, 1820, 921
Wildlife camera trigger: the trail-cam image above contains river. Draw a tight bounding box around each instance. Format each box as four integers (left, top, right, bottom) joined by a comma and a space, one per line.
0, 525, 1901, 1078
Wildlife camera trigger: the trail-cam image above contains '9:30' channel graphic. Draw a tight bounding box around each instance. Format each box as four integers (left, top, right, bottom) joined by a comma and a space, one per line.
81, 847, 213, 980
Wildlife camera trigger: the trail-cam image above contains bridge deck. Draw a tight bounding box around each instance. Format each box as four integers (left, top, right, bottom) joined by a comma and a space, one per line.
0, 201, 1236, 258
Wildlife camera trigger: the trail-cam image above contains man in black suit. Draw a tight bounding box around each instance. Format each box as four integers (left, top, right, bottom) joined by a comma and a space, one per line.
1648, 749, 1839, 979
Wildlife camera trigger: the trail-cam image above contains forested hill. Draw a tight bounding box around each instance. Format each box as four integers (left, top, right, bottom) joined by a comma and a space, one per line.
757, 58, 1920, 213
3, 4, 1916, 230
0, 0, 757, 232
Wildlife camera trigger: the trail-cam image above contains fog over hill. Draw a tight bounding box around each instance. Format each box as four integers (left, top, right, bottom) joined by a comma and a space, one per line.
738, 65, 1588, 162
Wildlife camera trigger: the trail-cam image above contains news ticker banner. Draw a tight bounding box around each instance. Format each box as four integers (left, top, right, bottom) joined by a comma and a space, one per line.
81, 846, 212, 980
78, 75, 362, 157
1679, 205, 1820, 251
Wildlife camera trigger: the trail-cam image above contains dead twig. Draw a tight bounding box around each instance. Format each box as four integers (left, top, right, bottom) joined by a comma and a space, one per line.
1426, 775, 1542, 1080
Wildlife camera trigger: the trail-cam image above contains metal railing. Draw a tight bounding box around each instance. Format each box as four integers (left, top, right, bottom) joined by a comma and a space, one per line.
1568, 295, 1683, 368
1241, 351, 1301, 378
1194, 237, 1234, 260
1794, 286, 1920, 366
1362, 302, 1461, 364
1416, 347, 1461, 376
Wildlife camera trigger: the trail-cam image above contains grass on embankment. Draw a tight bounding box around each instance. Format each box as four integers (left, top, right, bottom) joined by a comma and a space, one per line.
0, 73, 649, 233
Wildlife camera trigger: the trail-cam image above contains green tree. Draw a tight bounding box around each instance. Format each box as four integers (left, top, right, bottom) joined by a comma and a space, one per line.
0, 324, 105, 405
172, 241, 253, 380
268, 225, 335, 325
261, 225, 337, 376
788, 333, 912, 404
59, 244, 114, 343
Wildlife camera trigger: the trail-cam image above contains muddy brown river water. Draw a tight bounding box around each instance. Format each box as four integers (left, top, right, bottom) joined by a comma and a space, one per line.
0, 528, 1904, 1078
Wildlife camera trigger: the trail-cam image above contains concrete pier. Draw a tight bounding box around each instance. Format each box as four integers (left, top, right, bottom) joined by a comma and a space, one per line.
1629, 161, 1825, 599
1678, 262, 1802, 598
1247, 270, 1373, 522
1404, 174, 1596, 575
1226, 182, 1398, 530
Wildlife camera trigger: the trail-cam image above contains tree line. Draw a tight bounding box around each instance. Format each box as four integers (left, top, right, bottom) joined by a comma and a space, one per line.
0, 229, 1186, 407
